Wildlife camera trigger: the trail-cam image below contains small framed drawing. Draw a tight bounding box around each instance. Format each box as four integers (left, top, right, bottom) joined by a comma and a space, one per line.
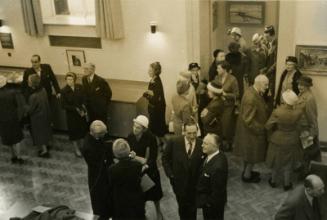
227, 1, 265, 26
296, 45, 327, 75
66, 49, 86, 74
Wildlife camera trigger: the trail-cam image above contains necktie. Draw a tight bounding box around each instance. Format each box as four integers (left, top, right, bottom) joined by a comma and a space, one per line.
187, 142, 193, 158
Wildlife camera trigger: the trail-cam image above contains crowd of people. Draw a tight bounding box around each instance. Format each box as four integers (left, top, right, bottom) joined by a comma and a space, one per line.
0, 24, 325, 220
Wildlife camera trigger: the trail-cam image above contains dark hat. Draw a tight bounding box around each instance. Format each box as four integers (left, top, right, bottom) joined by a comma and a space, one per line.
285, 56, 298, 64
298, 76, 313, 87
264, 25, 275, 35
188, 62, 200, 70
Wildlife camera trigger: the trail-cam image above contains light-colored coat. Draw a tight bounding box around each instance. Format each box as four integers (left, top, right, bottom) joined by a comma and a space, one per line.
172, 94, 194, 135
233, 86, 269, 163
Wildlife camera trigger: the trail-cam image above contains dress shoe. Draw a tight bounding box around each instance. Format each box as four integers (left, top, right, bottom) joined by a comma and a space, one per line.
38, 151, 50, 158
251, 171, 260, 178
283, 183, 293, 191
11, 157, 18, 164
268, 178, 277, 188
242, 174, 261, 183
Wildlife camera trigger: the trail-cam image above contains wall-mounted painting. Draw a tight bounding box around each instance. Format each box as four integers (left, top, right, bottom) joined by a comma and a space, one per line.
212, 1, 218, 31
296, 45, 327, 75
66, 49, 86, 74
227, 1, 265, 26
0, 33, 14, 49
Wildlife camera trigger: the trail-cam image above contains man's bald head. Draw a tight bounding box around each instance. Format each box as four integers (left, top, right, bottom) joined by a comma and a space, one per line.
254, 74, 269, 93
90, 120, 107, 139
304, 174, 325, 198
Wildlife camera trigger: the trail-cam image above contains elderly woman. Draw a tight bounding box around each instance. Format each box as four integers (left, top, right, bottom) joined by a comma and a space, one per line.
201, 82, 224, 136
61, 72, 88, 157
296, 76, 321, 173
127, 115, 163, 219
0, 75, 24, 164
171, 80, 195, 135
26, 74, 52, 158
143, 62, 167, 144
266, 90, 304, 191
109, 138, 146, 220
275, 56, 302, 106
214, 61, 239, 151
81, 120, 113, 219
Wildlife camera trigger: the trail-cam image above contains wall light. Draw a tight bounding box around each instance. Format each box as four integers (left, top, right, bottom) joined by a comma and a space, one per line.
150, 21, 157, 34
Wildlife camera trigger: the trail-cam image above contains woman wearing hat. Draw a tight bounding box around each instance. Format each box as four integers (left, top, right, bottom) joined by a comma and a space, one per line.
26, 74, 52, 158
61, 72, 88, 157
265, 90, 304, 191
171, 80, 195, 135
214, 61, 239, 151
201, 81, 224, 136
228, 27, 248, 55
127, 115, 163, 220
208, 49, 225, 81
143, 62, 167, 143
275, 56, 302, 106
0, 75, 24, 164
249, 33, 267, 85
108, 138, 145, 220
296, 76, 321, 173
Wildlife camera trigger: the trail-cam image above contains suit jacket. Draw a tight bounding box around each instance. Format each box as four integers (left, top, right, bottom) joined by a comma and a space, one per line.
22, 64, 60, 99
196, 152, 228, 209
82, 74, 112, 122
108, 158, 145, 219
162, 136, 204, 199
201, 97, 224, 136
275, 185, 321, 220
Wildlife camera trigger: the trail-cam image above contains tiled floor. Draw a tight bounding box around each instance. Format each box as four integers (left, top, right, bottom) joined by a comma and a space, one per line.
0, 133, 326, 220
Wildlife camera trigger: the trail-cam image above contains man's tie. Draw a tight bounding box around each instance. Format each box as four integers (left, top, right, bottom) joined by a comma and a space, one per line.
187, 142, 193, 158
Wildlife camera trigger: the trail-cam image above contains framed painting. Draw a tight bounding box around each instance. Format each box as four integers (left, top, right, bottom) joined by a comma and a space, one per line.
227, 1, 265, 26
212, 1, 218, 31
0, 33, 14, 49
296, 45, 327, 75
66, 49, 86, 74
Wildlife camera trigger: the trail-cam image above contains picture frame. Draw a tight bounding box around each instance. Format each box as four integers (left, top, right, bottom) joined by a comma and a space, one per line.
0, 33, 14, 49
296, 45, 327, 75
66, 49, 86, 74
212, 1, 218, 31
227, 1, 265, 26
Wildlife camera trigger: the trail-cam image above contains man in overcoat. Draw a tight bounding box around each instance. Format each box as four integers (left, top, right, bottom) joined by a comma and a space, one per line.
81, 120, 113, 220
275, 174, 325, 220
162, 121, 204, 220
233, 74, 269, 183
82, 63, 112, 124
22, 54, 61, 100
197, 133, 228, 220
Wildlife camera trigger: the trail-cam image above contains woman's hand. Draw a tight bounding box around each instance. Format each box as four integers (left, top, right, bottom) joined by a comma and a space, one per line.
145, 90, 154, 96
201, 108, 208, 117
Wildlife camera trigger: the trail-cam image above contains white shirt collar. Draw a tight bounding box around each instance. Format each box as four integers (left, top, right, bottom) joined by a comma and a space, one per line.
206, 150, 220, 163
304, 188, 314, 206
184, 137, 196, 155
89, 74, 95, 82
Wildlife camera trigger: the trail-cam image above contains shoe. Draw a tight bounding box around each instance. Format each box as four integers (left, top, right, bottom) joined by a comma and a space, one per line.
242, 174, 261, 183
11, 157, 19, 164
251, 171, 260, 178
17, 158, 25, 165
268, 178, 277, 188
283, 183, 293, 191
38, 151, 50, 158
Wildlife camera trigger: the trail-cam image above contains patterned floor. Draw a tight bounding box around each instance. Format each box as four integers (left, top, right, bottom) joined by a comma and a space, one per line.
0, 133, 326, 220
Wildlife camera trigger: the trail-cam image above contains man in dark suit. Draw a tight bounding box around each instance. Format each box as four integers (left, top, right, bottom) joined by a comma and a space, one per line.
275, 174, 325, 220
82, 63, 112, 124
162, 121, 204, 220
81, 120, 114, 220
22, 54, 61, 100
197, 133, 228, 220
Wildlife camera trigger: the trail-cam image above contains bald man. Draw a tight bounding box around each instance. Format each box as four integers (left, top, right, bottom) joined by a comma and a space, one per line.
275, 174, 325, 220
197, 133, 228, 220
81, 120, 114, 219
234, 75, 270, 183
82, 63, 112, 124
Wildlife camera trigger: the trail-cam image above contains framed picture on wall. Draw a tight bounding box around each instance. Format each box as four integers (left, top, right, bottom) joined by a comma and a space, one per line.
296, 45, 327, 75
66, 49, 86, 74
212, 1, 218, 31
0, 33, 14, 49
227, 1, 265, 26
